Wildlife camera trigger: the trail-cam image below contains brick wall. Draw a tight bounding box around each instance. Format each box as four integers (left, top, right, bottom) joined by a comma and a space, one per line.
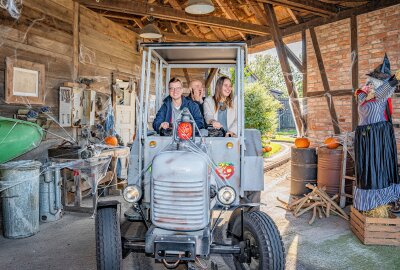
305, 4, 400, 148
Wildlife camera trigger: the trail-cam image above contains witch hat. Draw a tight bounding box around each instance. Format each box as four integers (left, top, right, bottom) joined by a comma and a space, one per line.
366, 53, 391, 80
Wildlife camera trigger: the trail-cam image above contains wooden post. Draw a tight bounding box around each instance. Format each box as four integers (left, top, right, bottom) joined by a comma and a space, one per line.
73, 2, 80, 82
205, 68, 219, 90
284, 44, 303, 73
302, 29, 308, 133
183, 68, 191, 87
339, 132, 348, 208
309, 27, 341, 134
351, 16, 359, 131
264, 3, 305, 136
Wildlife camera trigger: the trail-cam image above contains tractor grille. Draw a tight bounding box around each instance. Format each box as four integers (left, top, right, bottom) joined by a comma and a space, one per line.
152, 177, 208, 231
151, 151, 209, 231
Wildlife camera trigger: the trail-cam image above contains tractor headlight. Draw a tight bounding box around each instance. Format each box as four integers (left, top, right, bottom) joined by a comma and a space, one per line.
123, 185, 142, 203
217, 186, 236, 205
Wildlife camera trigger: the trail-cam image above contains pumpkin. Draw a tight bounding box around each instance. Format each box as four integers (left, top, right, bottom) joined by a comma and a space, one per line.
177, 122, 193, 140
294, 137, 310, 148
104, 136, 118, 146
324, 137, 340, 149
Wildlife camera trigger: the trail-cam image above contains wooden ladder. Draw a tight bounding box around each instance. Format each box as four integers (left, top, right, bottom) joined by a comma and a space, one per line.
339, 132, 356, 208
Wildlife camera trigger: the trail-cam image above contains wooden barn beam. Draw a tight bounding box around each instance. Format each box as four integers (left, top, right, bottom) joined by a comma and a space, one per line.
257, 0, 338, 16
284, 44, 303, 72
214, 0, 247, 40
167, 0, 206, 39
302, 29, 308, 133
211, 28, 228, 41
72, 2, 79, 82
170, 23, 181, 35
133, 18, 144, 29
302, 30, 307, 97
131, 28, 217, 42
306, 89, 353, 98
245, 0, 268, 25
183, 68, 191, 86
78, 0, 270, 35
205, 68, 219, 89
309, 27, 341, 134
264, 3, 305, 136
287, 8, 300, 24
162, 32, 217, 42
350, 15, 358, 131
248, 0, 398, 47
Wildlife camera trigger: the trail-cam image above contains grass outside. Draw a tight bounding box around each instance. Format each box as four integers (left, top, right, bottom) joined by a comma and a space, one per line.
272, 135, 295, 142
263, 142, 281, 158
262, 132, 296, 143
273, 129, 297, 142
276, 129, 297, 136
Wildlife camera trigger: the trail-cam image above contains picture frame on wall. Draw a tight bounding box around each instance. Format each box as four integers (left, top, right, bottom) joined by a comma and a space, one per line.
5, 57, 45, 105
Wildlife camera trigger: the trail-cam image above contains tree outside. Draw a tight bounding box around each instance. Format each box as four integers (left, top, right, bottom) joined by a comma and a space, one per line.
248, 54, 303, 97
244, 82, 282, 135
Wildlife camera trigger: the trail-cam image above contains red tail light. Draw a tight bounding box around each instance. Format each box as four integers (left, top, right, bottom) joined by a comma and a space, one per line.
177, 122, 193, 140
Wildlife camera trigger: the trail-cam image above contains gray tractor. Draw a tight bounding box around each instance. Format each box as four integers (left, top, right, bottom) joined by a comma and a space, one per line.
95, 42, 285, 270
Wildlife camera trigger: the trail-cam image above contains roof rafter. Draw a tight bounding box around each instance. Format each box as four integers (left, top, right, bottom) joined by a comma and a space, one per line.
286, 8, 300, 24
214, 0, 247, 40
248, 0, 399, 48
257, 0, 339, 17
77, 0, 270, 35
132, 18, 144, 29
131, 28, 217, 42
245, 0, 268, 25
167, 0, 206, 39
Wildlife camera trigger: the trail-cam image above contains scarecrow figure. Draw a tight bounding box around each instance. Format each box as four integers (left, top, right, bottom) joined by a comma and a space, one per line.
354, 54, 400, 213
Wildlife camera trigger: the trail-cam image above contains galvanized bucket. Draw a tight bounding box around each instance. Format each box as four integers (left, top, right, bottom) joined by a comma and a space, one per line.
0, 160, 41, 238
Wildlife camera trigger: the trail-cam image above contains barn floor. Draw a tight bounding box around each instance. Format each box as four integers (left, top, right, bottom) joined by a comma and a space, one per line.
1, 161, 400, 270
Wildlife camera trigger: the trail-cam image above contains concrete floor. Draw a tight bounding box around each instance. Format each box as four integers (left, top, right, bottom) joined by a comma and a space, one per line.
1, 161, 400, 270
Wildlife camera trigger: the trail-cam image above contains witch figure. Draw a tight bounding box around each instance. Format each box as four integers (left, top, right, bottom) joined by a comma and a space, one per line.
354, 54, 400, 212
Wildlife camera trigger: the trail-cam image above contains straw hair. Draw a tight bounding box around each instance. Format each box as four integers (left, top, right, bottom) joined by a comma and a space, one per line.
362, 205, 391, 218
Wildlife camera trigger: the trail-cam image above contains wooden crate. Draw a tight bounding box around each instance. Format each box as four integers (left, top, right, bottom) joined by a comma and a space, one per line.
350, 206, 400, 246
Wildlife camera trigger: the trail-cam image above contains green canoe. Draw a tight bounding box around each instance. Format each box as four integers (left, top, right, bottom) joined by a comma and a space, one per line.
0, 117, 44, 164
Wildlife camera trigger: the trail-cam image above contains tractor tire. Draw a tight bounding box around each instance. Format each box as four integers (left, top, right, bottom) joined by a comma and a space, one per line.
227, 191, 261, 238
95, 207, 122, 270
231, 211, 285, 270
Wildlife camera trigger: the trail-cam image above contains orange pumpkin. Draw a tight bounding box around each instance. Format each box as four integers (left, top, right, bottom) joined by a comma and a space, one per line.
264, 146, 272, 152
104, 136, 118, 146
324, 137, 340, 149
294, 137, 310, 148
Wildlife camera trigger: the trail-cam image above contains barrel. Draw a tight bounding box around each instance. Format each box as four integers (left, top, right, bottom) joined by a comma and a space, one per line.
0, 160, 41, 238
317, 147, 353, 197
290, 147, 317, 196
